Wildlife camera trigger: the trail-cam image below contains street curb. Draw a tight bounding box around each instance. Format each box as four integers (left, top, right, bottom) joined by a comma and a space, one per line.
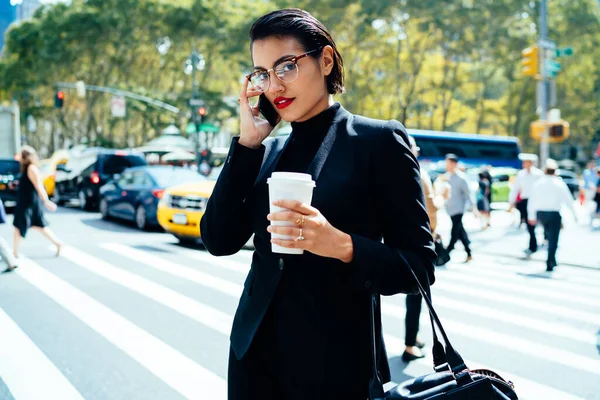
479, 250, 600, 271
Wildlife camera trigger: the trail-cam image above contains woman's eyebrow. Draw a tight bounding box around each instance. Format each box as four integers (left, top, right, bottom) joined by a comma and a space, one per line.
253, 54, 296, 70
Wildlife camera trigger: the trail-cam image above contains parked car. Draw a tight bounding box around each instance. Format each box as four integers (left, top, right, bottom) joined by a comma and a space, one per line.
555, 169, 579, 198
0, 158, 21, 209
99, 166, 207, 230
54, 149, 147, 210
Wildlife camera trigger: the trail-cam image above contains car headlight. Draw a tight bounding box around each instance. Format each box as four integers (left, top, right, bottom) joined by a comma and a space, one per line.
159, 192, 171, 206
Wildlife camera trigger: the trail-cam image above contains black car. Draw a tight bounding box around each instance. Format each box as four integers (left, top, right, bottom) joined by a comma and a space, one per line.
0, 158, 21, 209
555, 169, 579, 198
54, 149, 147, 210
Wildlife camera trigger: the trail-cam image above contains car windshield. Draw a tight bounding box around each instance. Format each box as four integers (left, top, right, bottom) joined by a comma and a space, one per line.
102, 154, 147, 176
0, 160, 20, 175
149, 167, 206, 187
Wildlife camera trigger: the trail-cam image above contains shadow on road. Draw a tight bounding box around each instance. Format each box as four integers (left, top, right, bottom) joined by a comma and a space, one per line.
80, 216, 162, 234
388, 355, 419, 384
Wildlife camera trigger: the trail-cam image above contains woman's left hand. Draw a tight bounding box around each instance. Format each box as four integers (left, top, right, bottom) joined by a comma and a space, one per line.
267, 199, 354, 263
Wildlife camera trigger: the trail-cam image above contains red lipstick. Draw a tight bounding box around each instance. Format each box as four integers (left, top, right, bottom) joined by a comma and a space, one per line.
274, 97, 294, 110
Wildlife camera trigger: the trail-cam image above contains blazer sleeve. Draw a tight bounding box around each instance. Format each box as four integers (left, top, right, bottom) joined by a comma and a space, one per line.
349, 120, 436, 295
200, 137, 265, 256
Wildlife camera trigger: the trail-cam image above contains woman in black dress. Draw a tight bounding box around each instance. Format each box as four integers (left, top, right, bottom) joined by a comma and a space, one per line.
12, 146, 62, 264
201, 9, 435, 399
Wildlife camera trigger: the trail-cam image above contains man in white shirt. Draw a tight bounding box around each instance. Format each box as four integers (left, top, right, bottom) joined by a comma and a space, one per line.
527, 159, 577, 271
509, 154, 544, 255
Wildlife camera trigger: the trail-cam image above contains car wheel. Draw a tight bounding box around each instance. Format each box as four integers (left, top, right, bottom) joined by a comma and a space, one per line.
135, 205, 147, 230
99, 198, 110, 220
78, 190, 89, 211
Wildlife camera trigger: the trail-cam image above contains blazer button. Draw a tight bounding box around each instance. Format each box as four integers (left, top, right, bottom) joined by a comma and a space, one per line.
278, 258, 284, 270
365, 280, 372, 289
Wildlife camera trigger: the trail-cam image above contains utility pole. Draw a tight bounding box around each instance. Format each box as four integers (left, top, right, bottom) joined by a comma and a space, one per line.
538, 0, 550, 166
185, 48, 206, 170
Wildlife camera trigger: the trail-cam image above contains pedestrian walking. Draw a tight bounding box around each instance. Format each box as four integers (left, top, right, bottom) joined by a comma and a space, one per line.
200, 9, 436, 399
0, 197, 19, 271
509, 154, 544, 256
403, 136, 438, 362
12, 146, 63, 261
477, 171, 491, 229
444, 153, 474, 262
582, 161, 599, 205
527, 159, 577, 272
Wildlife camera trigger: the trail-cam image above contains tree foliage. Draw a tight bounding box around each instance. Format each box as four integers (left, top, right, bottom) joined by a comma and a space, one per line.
1, 0, 598, 156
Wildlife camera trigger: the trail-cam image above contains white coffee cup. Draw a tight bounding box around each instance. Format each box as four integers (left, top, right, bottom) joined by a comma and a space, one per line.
267, 172, 316, 255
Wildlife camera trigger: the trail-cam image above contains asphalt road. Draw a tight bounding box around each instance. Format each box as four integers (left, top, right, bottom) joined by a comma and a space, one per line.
0, 205, 599, 400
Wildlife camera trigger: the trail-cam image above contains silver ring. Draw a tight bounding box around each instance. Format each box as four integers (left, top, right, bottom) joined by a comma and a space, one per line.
295, 228, 305, 241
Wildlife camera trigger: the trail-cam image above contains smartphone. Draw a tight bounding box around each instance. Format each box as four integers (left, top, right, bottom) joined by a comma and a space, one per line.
258, 94, 279, 127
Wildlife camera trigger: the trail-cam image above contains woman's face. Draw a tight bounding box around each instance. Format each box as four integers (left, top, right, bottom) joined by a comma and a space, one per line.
251, 37, 333, 123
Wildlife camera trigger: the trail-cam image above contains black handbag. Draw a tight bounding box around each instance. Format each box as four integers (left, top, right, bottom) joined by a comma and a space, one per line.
368, 254, 519, 400
433, 234, 450, 266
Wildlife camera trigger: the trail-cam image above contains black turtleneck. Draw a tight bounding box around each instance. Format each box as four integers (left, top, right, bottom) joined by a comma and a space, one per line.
275, 102, 341, 173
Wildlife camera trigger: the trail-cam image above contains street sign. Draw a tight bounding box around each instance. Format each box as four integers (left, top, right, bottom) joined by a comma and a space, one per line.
111, 95, 126, 118
538, 39, 556, 50
188, 99, 205, 107
544, 59, 561, 77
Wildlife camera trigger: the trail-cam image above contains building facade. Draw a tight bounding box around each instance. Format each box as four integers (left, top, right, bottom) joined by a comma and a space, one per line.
0, 0, 41, 53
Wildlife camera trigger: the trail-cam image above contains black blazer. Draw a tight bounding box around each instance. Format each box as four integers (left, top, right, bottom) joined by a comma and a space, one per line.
201, 105, 436, 389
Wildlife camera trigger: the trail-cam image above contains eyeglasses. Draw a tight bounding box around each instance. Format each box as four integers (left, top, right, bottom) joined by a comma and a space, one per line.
246, 48, 323, 92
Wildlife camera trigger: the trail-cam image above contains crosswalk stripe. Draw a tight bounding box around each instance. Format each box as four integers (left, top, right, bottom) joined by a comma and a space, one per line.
433, 280, 600, 325
393, 294, 596, 345
0, 306, 85, 400
441, 263, 600, 297
168, 246, 599, 326
104, 243, 600, 376
170, 246, 596, 344
100, 243, 243, 297
382, 334, 586, 400
453, 256, 600, 286
437, 268, 600, 308
60, 246, 233, 336
16, 258, 227, 400
380, 302, 600, 377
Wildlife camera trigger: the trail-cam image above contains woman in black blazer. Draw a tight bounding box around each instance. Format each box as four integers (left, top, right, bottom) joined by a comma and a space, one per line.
201, 8, 436, 400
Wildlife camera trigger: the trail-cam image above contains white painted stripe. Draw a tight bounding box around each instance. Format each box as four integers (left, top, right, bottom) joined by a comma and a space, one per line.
101, 243, 243, 297
437, 268, 600, 308
181, 248, 251, 274
433, 280, 600, 325
100, 243, 600, 379
171, 248, 600, 326
387, 294, 595, 345
382, 334, 586, 400
0, 306, 85, 400
380, 302, 600, 376
439, 263, 600, 297
16, 258, 226, 400
61, 246, 233, 336
451, 256, 600, 285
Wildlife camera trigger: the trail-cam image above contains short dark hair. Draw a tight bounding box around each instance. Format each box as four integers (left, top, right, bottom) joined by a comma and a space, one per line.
249, 8, 345, 95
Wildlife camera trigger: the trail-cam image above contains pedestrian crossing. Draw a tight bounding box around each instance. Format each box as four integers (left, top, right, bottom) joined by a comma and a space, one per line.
1, 241, 599, 400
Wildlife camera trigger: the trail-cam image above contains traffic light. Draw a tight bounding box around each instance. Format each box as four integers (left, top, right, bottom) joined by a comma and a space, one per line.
54, 91, 65, 108
200, 148, 212, 162
530, 120, 570, 143
522, 46, 539, 77
197, 106, 207, 117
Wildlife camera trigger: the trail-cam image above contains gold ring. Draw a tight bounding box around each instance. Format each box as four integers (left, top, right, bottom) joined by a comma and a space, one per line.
295, 228, 305, 241
295, 215, 306, 226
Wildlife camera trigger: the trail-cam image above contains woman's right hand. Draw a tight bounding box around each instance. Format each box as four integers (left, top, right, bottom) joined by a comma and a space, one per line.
238, 77, 278, 149
44, 199, 57, 212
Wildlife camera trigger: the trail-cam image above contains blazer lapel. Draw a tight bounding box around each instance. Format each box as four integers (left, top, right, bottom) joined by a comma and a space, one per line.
255, 134, 293, 185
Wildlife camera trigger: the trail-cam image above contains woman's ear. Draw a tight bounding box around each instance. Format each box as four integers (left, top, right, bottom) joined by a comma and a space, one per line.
321, 45, 335, 76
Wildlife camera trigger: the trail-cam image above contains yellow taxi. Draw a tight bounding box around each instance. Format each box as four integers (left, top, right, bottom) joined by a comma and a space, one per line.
39, 151, 69, 196
157, 180, 216, 243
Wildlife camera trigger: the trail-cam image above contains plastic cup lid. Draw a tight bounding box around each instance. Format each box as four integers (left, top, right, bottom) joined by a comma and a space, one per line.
267, 172, 315, 186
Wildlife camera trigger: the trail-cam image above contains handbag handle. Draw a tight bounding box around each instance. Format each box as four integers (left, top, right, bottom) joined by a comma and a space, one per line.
368, 252, 470, 398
